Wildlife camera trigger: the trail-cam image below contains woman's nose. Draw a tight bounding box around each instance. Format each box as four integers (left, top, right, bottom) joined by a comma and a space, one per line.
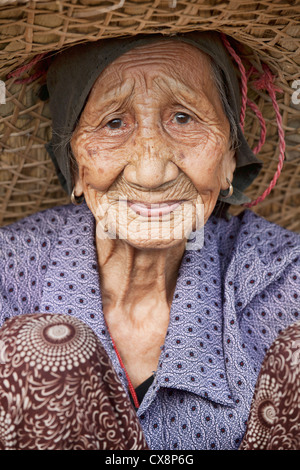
123, 138, 180, 190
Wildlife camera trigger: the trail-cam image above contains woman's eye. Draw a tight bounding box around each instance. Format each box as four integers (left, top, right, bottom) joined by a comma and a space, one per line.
173, 112, 192, 125
106, 118, 123, 129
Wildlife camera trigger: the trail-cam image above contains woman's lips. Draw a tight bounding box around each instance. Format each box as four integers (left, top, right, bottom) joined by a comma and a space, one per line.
127, 200, 183, 217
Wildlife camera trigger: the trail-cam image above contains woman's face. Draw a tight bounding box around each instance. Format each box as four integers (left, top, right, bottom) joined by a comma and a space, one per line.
71, 41, 236, 249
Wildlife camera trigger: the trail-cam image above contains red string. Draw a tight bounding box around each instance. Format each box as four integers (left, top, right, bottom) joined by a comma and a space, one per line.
246, 98, 267, 155
221, 35, 285, 207
7, 53, 48, 83
220, 33, 248, 131
110, 335, 140, 409
244, 65, 285, 208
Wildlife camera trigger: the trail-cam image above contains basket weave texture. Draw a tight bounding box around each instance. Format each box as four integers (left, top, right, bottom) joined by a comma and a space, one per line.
0, 0, 299, 230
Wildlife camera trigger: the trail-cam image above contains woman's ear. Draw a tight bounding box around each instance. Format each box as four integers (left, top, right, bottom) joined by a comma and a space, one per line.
220, 147, 237, 191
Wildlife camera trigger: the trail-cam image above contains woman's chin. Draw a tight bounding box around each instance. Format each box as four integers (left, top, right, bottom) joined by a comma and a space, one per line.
119, 235, 187, 251
96, 222, 189, 250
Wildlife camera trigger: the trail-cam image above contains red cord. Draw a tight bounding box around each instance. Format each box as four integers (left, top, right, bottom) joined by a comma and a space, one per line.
221, 34, 285, 207
221, 33, 248, 131
246, 98, 267, 155
7, 53, 48, 83
110, 335, 140, 409
243, 65, 285, 208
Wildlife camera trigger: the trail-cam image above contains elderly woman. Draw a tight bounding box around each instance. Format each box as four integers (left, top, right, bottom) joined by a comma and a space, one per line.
0, 32, 299, 450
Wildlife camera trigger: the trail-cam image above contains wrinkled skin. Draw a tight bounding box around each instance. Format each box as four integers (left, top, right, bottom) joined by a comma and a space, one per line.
71, 41, 236, 387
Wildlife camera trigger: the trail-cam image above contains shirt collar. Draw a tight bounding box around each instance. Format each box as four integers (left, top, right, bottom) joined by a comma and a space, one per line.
154, 220, 235, 408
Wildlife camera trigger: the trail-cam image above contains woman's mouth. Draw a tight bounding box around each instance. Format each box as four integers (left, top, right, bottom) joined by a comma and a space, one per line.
127, 200, 184, 217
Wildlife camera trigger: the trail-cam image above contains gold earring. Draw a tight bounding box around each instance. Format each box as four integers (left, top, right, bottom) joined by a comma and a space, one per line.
71, 187, 84, 205
221, 178, 234, 199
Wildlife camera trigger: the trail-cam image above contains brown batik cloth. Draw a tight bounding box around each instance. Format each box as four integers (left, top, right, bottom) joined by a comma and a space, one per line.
0, 313, 148, 450
240, 321, 300, 450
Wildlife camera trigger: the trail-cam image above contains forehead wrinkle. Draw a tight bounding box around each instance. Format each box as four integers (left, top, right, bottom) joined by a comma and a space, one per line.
111, 40, 209, 66
100, 40, 212, 86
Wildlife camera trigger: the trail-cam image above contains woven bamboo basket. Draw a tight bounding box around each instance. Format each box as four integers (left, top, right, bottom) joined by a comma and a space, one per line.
0, 0, 299, 230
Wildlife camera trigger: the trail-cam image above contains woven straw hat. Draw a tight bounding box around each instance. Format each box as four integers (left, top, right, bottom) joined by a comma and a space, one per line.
0, 0, 299, 230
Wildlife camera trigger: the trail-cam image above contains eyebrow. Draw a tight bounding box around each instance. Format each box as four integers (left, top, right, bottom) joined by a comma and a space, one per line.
90, 78, 135, 110
153, 75, 220, 120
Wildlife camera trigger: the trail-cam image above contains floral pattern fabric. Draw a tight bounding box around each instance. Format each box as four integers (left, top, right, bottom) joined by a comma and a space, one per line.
240, 321, 300, 450
0, 313, 148, 450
